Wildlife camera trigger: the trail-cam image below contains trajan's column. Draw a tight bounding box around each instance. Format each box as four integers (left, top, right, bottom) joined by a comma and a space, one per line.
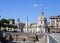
26, 16, 28, 32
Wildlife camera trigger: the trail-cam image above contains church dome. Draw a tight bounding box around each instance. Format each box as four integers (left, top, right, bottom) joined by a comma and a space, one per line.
38, 12, 46, 21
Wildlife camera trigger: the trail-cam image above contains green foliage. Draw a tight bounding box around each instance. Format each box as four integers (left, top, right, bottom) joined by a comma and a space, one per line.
0, 18, 17, 28
6, 24, 17, 28
0, 18, 9, 24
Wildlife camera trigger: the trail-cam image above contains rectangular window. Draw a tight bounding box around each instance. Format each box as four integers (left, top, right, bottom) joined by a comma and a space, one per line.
58, 22, 60, 26
50, 19, 56, 26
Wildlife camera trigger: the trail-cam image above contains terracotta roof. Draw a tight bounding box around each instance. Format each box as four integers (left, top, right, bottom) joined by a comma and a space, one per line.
50, 16, 57, 19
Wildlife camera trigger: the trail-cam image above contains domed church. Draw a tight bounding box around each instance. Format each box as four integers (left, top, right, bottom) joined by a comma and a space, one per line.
23, 12, 47, 33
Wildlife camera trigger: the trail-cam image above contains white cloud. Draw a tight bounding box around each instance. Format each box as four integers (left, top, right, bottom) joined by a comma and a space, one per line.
33, 4, 42, 7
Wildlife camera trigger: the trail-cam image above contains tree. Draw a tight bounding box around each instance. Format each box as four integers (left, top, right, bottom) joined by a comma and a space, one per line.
6, 24, 17, 28
0, 18, 9, 24
0, 18, 17, 31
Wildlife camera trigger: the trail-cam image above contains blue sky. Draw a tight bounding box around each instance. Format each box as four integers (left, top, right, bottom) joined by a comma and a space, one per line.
0, 0, 60, 23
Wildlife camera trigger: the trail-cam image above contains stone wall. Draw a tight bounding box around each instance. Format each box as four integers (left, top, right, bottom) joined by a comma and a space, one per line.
2, 32, 47, 43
